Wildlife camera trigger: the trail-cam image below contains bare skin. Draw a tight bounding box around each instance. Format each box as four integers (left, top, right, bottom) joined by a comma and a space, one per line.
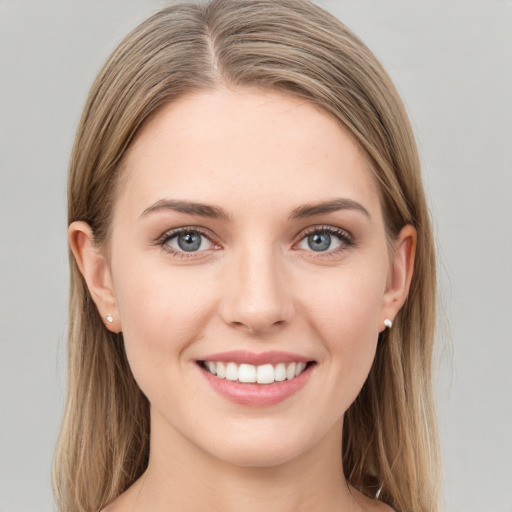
104, 472, 394, 512
71, 88, 412, 512
102, 418, 393, 512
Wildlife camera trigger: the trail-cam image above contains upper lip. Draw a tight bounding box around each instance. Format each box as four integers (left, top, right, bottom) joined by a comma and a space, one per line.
197, 350, 313, 366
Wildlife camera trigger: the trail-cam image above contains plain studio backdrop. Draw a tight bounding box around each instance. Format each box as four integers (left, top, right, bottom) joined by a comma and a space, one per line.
0, 1, 510, 511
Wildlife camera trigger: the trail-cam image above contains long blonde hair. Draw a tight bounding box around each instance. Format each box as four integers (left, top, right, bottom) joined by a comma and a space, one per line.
54, 1, 440, 511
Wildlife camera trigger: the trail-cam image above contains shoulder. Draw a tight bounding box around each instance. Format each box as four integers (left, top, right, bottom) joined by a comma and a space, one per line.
98, 488, 136, 512
351, 487, 396, 512
376, 503, 396, 512
99, 474, 146, 512
364, 499, 396, 512
368, 498, 396, 512
99, 494, 135, 512
99, 500, 125, 512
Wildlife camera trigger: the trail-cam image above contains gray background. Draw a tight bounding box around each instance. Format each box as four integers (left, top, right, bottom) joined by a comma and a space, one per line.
0, 1, 511, 511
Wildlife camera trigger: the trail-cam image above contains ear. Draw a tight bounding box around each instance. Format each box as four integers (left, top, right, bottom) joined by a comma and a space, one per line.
380, 224, 416, 331
68, 221, 121, 333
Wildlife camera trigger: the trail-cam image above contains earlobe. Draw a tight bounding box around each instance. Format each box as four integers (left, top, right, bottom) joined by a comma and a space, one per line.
380, 224, 416, 330
68, 221, 121, 332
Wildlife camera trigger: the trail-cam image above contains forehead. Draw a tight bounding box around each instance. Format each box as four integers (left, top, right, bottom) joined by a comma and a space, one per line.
115, 87, 382, 221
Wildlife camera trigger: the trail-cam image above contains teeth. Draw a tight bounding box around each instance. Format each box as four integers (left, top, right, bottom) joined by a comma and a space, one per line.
216, 362, 226, 379
206, 361, 217, 375
257, 364, 274, 384
225, 362, 238, 381
239, 363, 256, 383
275, 363, 286, 382
203, 360, 309, 384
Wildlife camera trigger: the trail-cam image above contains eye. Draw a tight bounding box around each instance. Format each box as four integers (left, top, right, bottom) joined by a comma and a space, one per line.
296, 226, 354, 254
160, 228, 217, 255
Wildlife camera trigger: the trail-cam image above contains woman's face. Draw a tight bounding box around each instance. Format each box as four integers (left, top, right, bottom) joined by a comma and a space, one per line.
84, 88, 413, 468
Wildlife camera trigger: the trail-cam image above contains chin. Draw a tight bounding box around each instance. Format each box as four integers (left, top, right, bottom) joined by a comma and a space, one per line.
197, 418, 328, 469
210, 440, 308, 469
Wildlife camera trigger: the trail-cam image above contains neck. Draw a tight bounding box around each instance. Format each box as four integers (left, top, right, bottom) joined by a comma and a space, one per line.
128, 412, 360, 512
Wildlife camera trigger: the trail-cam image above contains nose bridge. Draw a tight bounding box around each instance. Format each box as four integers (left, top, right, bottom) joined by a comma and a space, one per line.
221, 241, 293, 335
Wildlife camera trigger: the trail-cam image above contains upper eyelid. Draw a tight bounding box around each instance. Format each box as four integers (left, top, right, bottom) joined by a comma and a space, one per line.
293, 225, 355, 254
159, 226, 218, 243
157, 224, 354, 250
158, 227, 219, 258
301, 225, 351, 235
297, 225, 353, 241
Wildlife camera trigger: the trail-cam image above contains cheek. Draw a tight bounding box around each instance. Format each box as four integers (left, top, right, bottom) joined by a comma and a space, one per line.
300, 265, 385, 340
297, 265, 386, 390
111, 254, 218, 375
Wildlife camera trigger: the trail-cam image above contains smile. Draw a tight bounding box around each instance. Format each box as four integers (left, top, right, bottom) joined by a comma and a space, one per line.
200, 361, 309, 384
197, 354, 316, 406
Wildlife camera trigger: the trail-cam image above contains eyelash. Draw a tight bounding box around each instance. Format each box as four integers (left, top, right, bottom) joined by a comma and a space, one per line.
157, 227, 219, 259
157, 225, 355, 259
298, 225, 355, 256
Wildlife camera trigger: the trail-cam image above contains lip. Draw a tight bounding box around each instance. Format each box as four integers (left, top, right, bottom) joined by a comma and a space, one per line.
196, 353, 316, 407
198, 350, 312, 366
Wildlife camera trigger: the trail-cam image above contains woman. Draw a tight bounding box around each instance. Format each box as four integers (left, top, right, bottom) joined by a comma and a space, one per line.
53, 1, 440, 511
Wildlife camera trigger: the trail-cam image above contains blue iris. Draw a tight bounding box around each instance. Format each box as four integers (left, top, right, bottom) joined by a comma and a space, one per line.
177, 232, 202, 251
307, 233, 331, 251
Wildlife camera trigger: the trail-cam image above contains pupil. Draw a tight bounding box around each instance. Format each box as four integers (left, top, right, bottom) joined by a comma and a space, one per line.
308, 233, 331, 252
178, 233, 201, 251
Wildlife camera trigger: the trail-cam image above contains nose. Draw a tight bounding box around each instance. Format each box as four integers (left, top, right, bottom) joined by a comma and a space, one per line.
219, 246, 294, 336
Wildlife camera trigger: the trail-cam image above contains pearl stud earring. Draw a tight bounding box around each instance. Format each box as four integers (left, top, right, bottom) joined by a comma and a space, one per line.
105, 314, 114, 324
384, 318, 393, 329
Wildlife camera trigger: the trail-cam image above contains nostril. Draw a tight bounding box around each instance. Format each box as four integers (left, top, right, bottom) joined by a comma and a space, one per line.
219, 270, 294, 335
228, 317, 288, 336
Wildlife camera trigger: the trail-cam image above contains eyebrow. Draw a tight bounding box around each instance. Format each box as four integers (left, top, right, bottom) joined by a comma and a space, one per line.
140, 197, 370, 221
140, 199, 231, 220
289, 198, 371, 220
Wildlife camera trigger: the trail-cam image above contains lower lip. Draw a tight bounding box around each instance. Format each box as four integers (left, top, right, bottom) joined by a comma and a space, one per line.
198, 363, 315, 407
